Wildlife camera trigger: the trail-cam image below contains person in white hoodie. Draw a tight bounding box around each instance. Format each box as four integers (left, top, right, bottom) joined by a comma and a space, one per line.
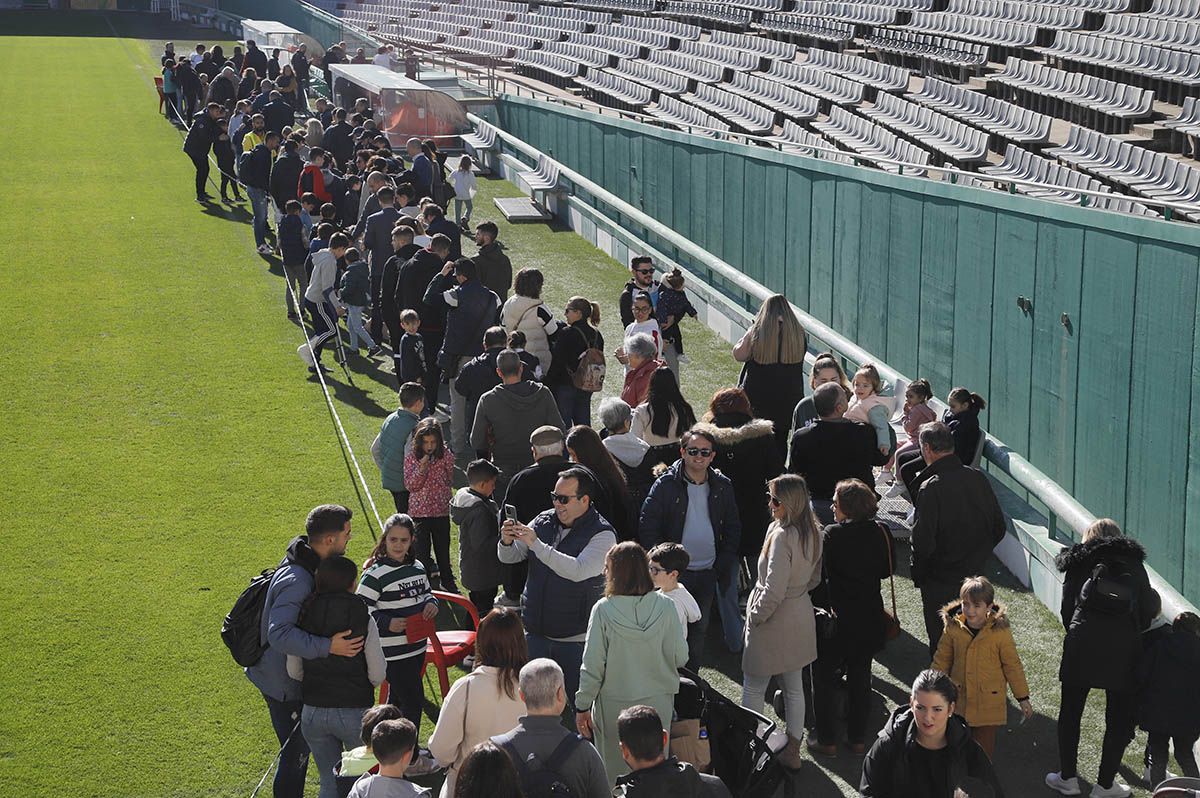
297, 233, 349, 372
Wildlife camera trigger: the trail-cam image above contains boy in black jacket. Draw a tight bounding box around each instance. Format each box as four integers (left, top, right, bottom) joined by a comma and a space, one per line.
449, 459, 503, 618
213, 117, 242, 203
278, 200, 308, 319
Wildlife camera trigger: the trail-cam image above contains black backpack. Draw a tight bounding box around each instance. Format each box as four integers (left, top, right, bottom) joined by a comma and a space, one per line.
1078, 561, 1137, 617
503, 734, 582, 798
220, 568, 278, 667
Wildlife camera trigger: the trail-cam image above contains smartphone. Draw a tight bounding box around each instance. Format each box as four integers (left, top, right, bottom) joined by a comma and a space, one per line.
504, 504, 518, 523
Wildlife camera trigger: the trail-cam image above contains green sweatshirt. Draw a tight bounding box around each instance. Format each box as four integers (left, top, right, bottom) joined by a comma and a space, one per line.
576, 592, 689, 708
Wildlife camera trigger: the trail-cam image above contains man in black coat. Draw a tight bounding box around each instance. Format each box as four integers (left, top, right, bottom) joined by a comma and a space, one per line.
380, 224, 422, 352
175, 59, 202, 119
243, 40, 268, 78
182, 102, 223, 201
322, 107, 355, 170
909, 421, 1006, 654
788, 382, 888, 524
422, 204, 462, 259
269, 139, 304, 210
397, 235, 452, 409
360, 186, 402, 344
261, 92, 295, 136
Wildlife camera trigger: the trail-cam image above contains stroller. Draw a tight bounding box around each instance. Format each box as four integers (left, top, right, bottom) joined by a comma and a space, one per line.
1155, 778, 1200, 797
674, 668, 787, 798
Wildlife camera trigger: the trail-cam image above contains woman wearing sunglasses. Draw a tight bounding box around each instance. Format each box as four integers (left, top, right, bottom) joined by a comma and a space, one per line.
741, 473, 823, 771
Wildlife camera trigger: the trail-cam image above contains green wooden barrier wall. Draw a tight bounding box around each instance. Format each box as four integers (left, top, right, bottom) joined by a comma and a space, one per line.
497, 95, 1200, 604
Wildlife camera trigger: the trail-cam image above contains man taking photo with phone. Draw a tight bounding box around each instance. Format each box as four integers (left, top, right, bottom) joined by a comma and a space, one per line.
497, 467, 615, 710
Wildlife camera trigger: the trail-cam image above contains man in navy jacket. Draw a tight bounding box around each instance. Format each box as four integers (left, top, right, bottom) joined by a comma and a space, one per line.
245, 504, 364, 798
639, 427, 742, 670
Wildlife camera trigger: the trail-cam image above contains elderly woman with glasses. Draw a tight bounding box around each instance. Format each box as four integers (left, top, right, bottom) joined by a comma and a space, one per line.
574, 541, 688, 785
741, 473, 823, 771
619, 332, 665, 409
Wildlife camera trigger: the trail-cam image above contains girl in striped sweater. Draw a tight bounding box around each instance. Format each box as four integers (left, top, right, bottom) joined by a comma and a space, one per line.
358, 514, 439, 727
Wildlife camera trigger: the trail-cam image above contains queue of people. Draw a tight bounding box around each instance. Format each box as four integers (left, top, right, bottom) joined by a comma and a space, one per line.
192, 39, 1200, 798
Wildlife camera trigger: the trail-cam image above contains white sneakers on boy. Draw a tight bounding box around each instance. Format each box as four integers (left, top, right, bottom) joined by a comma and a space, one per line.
1089, 781, 1132, 798
1045, 772, 1082, 796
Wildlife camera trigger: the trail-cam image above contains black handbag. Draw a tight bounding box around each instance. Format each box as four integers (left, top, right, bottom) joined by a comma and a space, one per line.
814, 557, 838, 640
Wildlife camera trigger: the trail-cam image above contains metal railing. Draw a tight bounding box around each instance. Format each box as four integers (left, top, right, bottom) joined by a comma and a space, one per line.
474, 111, 1199, 619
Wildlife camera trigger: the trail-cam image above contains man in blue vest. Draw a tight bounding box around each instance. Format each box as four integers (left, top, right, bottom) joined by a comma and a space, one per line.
498, 467, 615, 710
424, 257, 501, 457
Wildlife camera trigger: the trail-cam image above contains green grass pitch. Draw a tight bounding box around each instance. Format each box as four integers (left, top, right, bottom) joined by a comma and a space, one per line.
0, 10, 1177, 797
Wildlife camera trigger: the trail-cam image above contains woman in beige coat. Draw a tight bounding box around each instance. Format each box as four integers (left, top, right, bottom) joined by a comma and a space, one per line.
428, 608, 528, 797
741, 473, 822, 770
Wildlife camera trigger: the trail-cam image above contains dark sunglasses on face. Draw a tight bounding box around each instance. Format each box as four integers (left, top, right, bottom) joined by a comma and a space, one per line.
550, 492, 580, 505
685, 447, 714, 458
768, 494, 781, 506
635, 268, 654, 275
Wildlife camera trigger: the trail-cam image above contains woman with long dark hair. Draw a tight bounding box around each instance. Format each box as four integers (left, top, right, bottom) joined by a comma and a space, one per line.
861, 670, 1002, 797
566, 424, 635, 541
454, 741, 525, 798
430, 608, 529, 797
575, 542, 688, 785
631, 367, 696, 468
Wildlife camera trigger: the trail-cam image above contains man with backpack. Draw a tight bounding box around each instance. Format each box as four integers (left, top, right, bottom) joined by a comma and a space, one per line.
237, 504, 365, 798
908, 422, 1007, 654
492, 658, 610, 798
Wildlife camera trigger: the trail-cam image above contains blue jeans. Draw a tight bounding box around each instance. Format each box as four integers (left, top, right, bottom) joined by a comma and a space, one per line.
263, 694, 310, 798
526, 633, 585, 710
345, 305, 374, 350
301, 705, 368, 798
715, 566, 744, 653
679, 568, 717, 672
553, 384, 592, 428
453, 197, 473, 222
247, 186, 269, 247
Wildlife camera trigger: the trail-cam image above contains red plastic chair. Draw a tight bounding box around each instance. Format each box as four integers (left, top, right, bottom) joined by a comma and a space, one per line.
376, 591, 480, 704
154, 76, 166, 113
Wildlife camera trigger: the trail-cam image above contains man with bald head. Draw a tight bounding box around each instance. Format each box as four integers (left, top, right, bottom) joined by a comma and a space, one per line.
787, 381, 888, 524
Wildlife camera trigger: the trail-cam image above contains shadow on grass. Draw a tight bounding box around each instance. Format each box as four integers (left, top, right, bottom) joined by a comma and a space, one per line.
308, 368, 391, 418
201, 203, 253, 223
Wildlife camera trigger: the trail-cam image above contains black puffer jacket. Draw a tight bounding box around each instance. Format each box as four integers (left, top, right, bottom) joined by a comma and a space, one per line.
860, 707, 1003, 798
696, 414, 784, 559
1055, 535, 1156, 690
615, 757, 731, 798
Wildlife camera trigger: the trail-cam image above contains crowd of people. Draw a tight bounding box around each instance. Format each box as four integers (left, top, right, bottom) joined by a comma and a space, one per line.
183, 37, 1200, 798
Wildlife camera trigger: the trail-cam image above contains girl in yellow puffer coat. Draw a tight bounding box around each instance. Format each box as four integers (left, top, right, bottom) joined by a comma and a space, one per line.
932, 575, 1034, 758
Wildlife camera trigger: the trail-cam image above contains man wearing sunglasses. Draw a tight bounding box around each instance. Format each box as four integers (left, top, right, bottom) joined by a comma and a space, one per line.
639, 427, 742, 671
498, 466, 616, 710
619, 256, 660, 328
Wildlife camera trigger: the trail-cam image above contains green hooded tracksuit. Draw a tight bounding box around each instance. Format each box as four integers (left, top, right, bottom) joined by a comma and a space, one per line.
575, 591, 689, 785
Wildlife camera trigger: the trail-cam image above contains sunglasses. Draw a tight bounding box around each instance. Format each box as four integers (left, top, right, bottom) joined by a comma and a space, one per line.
550, 492, 580, 505
685, 447, 714, 458
635, 268, 654, 275
768, 495, 781, 506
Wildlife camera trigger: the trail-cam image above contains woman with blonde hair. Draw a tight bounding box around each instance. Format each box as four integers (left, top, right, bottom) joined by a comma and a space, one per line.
575, 542, 688, 784
733, 294, 808, 456
305, 117, 324, 148
741, 473, 822, 770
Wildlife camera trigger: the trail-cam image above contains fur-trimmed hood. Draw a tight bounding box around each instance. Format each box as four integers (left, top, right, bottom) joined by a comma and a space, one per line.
693, 416, 775, 446
1054, 535, 1146, 573
939, 600, 1010, 631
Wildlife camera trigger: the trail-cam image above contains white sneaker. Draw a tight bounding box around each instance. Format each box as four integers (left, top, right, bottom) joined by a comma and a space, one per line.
1089, 782, 1131, 798
257, 243, 272, 255
883, 482, 908, 499
494, 594, 521, 609
296, 343, 315, 367
1045, 772, 1082, 796
677, 354, 691, 364
904, 508, 916, 526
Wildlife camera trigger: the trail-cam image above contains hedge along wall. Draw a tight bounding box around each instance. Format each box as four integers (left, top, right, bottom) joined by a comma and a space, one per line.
497, 94, 1200, 604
